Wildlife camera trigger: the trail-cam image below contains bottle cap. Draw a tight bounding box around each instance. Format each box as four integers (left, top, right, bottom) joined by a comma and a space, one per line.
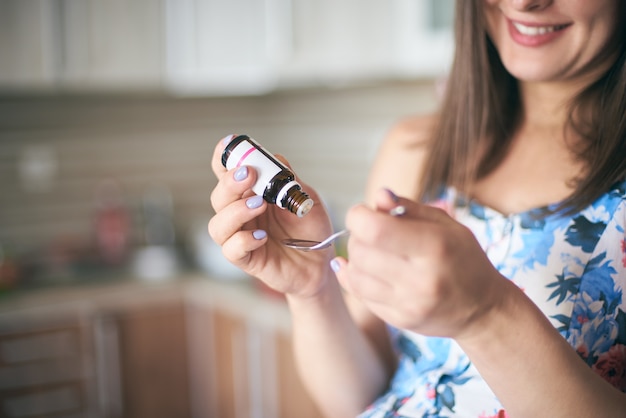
278, 181, 314, 217
295, 197, 314, 217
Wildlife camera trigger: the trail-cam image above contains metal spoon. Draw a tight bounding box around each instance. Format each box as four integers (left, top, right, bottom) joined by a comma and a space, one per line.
282, 205, 406, 252
282, 229, 350, 251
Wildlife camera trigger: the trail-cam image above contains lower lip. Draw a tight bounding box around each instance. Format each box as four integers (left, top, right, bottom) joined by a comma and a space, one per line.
507, 19, 569, 47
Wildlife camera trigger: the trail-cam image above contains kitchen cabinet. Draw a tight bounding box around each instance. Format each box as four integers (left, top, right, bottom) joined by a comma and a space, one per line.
0, 308, 97, 417
0, 289, 190, 418
163, 0, 293, 95
0, 0, 454, 95
0, 0, 287, 95
0, 277, 324, 418
61, 0, 164, 91
0, 0, 453, 95
165, 0, 455, 93
107, 300, 191, 418
282, 0, 454, 85
185, 282, 324, 418
0, 0, 163, 93
0, 0, 60, 90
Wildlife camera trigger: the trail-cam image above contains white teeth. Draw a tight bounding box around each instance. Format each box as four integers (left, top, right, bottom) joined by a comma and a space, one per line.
513, 22, 560, 36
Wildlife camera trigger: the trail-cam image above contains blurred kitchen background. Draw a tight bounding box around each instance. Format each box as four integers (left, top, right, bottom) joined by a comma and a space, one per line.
0, 0, 454, 417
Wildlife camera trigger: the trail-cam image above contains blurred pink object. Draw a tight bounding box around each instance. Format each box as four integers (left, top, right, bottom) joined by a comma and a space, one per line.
94, 180, 130, 266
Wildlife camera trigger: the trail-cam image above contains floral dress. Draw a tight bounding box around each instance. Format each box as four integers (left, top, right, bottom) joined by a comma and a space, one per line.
359, 180, 626, 418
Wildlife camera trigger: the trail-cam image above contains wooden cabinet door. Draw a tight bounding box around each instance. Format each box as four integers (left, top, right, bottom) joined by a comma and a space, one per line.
113, 301, 191, 418
186, 298, 324, 418
0, 311, 97, 418
187, 305, 255, 418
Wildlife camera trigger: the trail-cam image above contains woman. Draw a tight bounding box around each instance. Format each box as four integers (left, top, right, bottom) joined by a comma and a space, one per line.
209, 0, 626, 416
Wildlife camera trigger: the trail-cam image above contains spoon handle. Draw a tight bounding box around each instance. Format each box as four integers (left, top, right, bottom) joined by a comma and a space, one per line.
282, 205, 405, 251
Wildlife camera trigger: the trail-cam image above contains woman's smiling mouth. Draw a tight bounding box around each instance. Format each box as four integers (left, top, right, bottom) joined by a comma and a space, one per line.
508, 19, 572, 46
512, 21, 570, 36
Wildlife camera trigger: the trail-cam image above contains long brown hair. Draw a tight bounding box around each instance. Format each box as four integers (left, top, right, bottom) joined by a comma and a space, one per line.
420, 0, 626, 215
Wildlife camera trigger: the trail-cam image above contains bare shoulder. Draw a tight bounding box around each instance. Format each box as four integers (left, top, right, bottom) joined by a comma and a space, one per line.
385, 113, 438, 148
366, 113, 438, 202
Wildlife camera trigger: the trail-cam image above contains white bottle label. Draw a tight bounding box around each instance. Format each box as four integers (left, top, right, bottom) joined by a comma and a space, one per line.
225, 139, 282, 197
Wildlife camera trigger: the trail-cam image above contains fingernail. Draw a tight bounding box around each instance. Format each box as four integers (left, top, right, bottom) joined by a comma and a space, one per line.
222, 134, 235, 145
246, 195, 264, 209
253, 229, 267, 240
234, 166, 248, 181
330, 258, 341, 273
389, 205, 406, 217
384, 188, 399, 203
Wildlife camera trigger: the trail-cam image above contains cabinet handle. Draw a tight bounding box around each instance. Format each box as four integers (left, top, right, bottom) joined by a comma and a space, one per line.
93, 314, 123, 417
243, 322, 278, 418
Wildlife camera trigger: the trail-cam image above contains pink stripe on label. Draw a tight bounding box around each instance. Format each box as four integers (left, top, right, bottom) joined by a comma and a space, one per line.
236, 146, 256, 167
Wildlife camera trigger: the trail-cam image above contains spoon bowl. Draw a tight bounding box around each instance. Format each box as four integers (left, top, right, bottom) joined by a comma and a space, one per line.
282, 205, 406, 252
282, 229, 350, 251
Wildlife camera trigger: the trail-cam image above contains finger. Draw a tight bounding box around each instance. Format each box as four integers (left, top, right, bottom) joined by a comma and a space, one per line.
211, 134, 236, 177
210, 164, 259, 213
345, 202, 444, 257
346, 236, 419, 287
344, 203, 407, 249
208, 194, 267, 245
333, 255, 437, 333
274, 153, 289, 166
275, 154, 313, 193
332, 257, 393, 304
274, 153, 318, 205
373, 188, 451, 224
221, 229, 268, 266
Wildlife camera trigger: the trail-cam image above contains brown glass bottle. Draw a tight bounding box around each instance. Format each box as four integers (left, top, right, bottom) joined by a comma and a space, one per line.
222, 135, 314, 217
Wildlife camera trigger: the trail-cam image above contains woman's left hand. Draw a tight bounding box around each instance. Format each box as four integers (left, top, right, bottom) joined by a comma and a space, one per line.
332, 189, 507, 340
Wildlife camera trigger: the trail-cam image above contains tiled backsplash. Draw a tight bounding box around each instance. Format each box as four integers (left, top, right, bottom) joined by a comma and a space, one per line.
0, 81, 437, 260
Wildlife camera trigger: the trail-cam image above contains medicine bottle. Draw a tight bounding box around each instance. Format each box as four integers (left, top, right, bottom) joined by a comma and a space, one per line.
221, 135, 314, 217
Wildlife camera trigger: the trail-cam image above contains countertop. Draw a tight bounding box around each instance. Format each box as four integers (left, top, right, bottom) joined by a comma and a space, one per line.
0, 273, 292, 334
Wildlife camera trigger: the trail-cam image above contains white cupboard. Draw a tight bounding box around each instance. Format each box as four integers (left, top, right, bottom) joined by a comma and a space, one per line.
0, 0, 455, 95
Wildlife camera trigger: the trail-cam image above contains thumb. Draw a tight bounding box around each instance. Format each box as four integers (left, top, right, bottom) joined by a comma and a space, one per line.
373, 188, 403, 213
374, 188, 451, 224
330, 256, 352, 293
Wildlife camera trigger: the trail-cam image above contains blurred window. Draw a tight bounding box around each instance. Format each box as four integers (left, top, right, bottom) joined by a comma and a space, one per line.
429, 0, 455, 31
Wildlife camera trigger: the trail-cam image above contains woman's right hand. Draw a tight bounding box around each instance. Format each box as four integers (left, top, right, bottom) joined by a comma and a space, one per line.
208, 136, 335, 298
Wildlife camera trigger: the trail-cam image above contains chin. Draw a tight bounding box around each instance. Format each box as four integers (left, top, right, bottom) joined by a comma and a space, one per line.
501, 58, 564, 83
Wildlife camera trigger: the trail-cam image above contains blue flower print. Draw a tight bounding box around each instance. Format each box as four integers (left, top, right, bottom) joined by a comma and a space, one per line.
362, 182, 626, 416
565, 216, 608, 252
